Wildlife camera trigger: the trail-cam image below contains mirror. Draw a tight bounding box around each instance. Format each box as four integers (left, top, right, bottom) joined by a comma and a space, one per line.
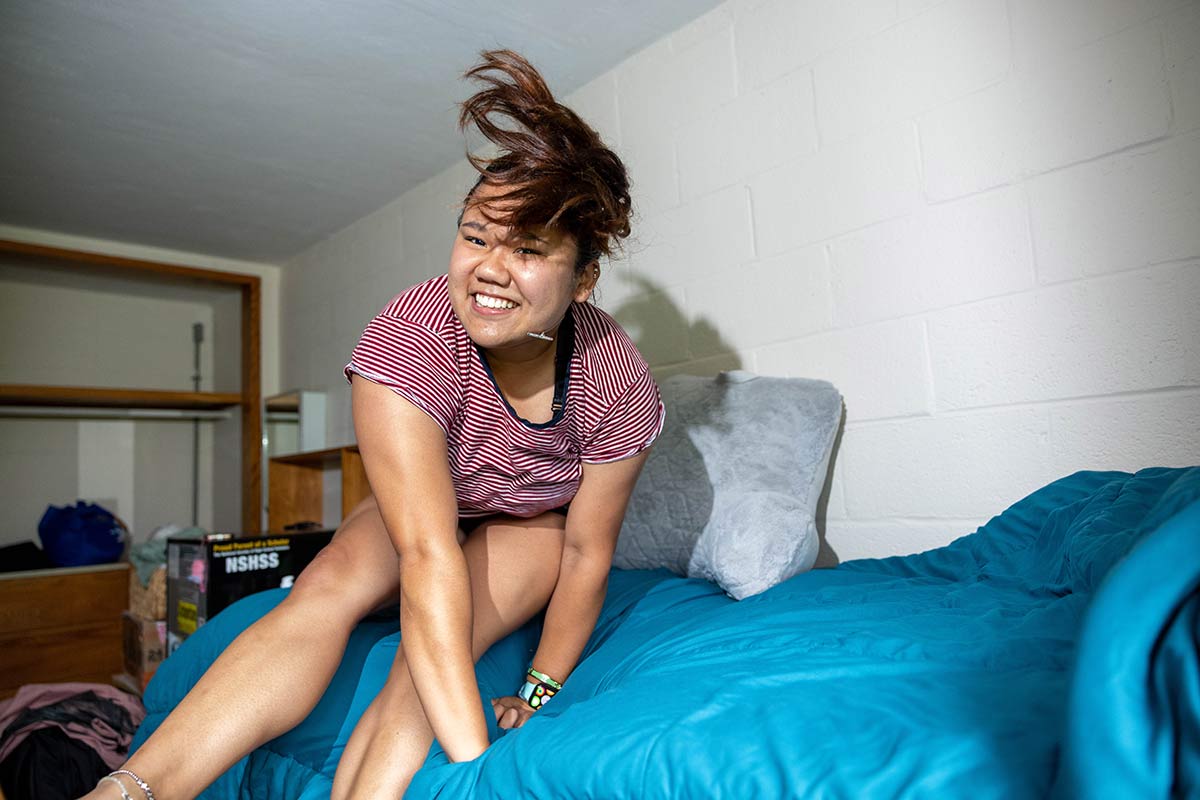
264, 390, 326, 458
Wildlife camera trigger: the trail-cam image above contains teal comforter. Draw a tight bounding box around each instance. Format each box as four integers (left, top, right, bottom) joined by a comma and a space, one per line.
134, 467, 1200, 798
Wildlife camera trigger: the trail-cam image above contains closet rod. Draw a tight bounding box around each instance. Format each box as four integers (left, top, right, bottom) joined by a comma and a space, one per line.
0, 407, 231, 421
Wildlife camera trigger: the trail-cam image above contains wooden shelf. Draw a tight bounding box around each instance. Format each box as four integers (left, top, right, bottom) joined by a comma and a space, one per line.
0, 384, 244, 410
270, 446, 358, 465
268, 446, 369, 532
0, 238, 262, 532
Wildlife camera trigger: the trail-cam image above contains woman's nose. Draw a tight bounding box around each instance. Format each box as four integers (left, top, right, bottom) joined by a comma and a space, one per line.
475, 247, 510, 283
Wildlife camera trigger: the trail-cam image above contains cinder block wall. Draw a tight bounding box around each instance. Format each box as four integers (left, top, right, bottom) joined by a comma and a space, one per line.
284, 0, 1200, 563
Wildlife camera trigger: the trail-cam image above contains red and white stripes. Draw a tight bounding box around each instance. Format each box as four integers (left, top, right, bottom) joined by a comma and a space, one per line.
346, 275, 664, 518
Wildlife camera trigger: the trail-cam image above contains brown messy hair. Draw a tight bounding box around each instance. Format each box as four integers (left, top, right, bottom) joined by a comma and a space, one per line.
458, 49, 632, 271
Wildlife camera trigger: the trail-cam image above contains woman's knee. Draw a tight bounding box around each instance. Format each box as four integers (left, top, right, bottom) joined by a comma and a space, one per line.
282, 548, 369, 628
287, 501, 399, 617
290, 544, 356, 599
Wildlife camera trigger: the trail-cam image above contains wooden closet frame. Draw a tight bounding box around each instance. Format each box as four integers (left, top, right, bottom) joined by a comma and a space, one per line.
0, 239, 262, 532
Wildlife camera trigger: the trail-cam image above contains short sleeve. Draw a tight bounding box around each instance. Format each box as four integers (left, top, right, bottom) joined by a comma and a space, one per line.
343, 313, 461, 435
581, 368, 666, 464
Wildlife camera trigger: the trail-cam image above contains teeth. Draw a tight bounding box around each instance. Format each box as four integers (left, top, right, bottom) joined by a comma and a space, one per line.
475, 294, 516, 309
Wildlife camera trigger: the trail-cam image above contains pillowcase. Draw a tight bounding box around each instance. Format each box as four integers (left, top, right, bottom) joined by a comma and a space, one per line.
614, 370, 843, 599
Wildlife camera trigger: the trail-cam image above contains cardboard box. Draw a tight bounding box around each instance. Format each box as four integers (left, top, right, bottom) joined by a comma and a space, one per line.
122, 612, 167, 690
166, 530, 334, 653
129, 564, 167, 620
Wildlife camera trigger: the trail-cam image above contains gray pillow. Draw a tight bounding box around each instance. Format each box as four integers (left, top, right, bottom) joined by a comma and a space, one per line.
615, 370, 843, 599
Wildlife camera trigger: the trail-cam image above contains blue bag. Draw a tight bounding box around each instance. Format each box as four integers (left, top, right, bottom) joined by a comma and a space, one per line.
37, 501, 127, 568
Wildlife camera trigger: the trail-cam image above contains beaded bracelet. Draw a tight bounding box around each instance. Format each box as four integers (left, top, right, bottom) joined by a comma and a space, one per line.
98, 775, 134, 800
108, 769, 156, 800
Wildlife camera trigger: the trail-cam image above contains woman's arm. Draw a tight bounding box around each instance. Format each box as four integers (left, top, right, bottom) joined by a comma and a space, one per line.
351, 375, 490, 761
526, 451, 651, 692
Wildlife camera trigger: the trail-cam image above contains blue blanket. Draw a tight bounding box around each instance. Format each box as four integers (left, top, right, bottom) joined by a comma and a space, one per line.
134, 467, 1200, 798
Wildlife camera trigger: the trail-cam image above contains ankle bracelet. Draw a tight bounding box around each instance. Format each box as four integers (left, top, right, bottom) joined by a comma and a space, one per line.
105, 769, 156, 800
98, 775, 134, 800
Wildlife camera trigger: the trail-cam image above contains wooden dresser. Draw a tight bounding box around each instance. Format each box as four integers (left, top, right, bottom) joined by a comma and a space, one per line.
0, 563, 128, 698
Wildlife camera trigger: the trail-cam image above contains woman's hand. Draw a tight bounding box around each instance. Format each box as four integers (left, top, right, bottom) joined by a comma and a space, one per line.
491, 695, 536, 729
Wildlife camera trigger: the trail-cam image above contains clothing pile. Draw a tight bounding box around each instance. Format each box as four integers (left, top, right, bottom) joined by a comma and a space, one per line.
0, 683, 144, 799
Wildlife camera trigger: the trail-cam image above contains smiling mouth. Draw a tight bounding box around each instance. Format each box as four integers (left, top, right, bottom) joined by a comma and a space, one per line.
473, 293, 518, 310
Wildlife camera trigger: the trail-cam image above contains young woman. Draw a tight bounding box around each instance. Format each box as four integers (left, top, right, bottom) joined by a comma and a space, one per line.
88, 50, 662, 800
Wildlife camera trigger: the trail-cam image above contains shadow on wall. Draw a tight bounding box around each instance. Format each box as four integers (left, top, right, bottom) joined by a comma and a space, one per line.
602, 275, 737, 375
603, 272, 843, 569
817, 418, 844, 568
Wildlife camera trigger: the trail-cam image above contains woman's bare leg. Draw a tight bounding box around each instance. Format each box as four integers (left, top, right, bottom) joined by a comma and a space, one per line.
83, 497, 403, 800
331, 511, 567, 800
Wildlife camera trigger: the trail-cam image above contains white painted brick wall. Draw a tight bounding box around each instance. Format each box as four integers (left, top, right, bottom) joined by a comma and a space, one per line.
897, 0, 951, 20
813, 0, 1010, 143
677, 67, 818, 201
565, 72, 621, 146
670, 4, 735, 53
1048, 390, 1200, 477
616, 131, 679, 217
282, 0, 1200, 563
840, 409, 1058, 519
629, 184, 755, 289
615, 23, 739, 215
1009, 0, 1179, 69
825, 519, 989, 562
757, 317, 933, 422
1029, 133, 1200, 283
750, 122, 922, 255
920, 23, 1171, 200
732, 0, 897, 91
1165, 3, 1200, 134
686, 244, 831, 358
929, 263, 1200, 410
616, 26, 737, 143
829, 185, 1034, 326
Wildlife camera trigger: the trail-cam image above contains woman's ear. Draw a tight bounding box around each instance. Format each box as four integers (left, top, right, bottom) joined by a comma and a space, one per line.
573, 262, 600, 303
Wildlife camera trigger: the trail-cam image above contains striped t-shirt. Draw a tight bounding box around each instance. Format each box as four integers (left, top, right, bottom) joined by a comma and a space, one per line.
344, 274, 665, 518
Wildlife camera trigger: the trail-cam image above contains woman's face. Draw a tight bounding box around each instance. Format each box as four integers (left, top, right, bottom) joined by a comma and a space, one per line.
448, 184, 597, 358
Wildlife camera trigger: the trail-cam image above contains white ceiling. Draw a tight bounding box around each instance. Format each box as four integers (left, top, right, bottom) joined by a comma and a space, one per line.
0, 0, 722, 264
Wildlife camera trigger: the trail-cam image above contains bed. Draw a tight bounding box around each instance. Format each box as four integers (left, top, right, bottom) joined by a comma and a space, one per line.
133, 464, 1200, 798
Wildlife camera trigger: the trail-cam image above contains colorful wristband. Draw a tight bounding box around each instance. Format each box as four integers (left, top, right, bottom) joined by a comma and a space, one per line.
517, 678, 558, 710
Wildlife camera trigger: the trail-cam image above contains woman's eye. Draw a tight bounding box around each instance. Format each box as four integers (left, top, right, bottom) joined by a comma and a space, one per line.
464, 235, 485, 246
515, 247, 542, 256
